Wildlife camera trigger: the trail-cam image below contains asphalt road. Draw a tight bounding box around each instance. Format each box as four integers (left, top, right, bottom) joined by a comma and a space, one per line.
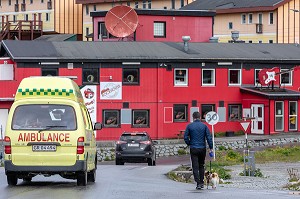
0, 156, 298, 199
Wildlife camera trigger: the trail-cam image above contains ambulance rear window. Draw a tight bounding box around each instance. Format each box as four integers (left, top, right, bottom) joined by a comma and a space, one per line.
12, 105, 77, 130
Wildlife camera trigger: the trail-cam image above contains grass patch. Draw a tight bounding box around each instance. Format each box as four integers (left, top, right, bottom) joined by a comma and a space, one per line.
177, 148, 188, 155
255, 146, 300, 163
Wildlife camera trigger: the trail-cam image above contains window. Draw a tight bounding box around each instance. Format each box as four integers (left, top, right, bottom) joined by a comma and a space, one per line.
258, 40, 262, 43
174, 104, 188, 122
93, 4, 96, 11
135, 1, 138, 8
148, 0, 151, 9
0, 63, 13, 80
82, 68, 99, 84
143, 0, 146, 8
86, 27, 89, 37
30, 0, 32, 3
85, 4, 89, 15
9, 0, 11, 6
98, 22, 108, 39
228, 104, 242, 121
241, 14, 246, 24
123, 68, 139, 85
22, 0, 25, 4
258, 13, 263, 24
41, 68, 58, 76
269, 12, 274, 24
24, 14, 28, 21
228, 22, 233, 29
280, 69, 292, 85
46, 13, 50, 21
174, 68, 188, 86
201, 104, 215, 120
103, 110, 120, 128
228, 69, 241, 85
248, 13, 253, 24
13, 15, 17, 22
275, 101, 284, 131
132, 110, 149, 127
289, 101, 297, 131
180, 0, 184, 7
127, 2, 130, 6
249, 40, 252, 43
154, 21, 166, 38
171, 0, 175, 9
202, 69, 215, 86
269, 40, 273, 43
41, 0, 43, 3
255, 69, 261, 85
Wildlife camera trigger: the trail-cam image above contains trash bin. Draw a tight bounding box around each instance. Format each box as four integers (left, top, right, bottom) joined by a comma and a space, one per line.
225, 131, 234, 137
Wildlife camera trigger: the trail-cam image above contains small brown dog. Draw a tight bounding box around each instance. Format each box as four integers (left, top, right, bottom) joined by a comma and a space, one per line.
205, 171, 219, 189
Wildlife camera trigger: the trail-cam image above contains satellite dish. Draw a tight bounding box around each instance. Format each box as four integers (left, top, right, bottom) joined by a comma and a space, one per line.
105, 5, 139, 38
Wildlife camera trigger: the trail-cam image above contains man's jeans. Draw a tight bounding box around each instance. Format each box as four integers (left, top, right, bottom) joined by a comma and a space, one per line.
190, 148, 206, 185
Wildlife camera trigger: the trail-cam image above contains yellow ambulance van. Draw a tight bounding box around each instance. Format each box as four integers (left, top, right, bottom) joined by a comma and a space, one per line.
4, 77, 102, 186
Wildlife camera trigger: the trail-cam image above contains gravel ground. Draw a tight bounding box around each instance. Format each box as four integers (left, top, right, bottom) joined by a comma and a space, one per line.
222, 162, 300, 190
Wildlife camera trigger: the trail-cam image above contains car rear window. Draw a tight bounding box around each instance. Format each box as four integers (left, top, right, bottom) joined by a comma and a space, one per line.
12, 104, 77, 130
120, 134, 149, 141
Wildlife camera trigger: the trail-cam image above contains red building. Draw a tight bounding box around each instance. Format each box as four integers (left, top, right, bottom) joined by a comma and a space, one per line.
91, 9, 215, 42
0, 41, 299, 140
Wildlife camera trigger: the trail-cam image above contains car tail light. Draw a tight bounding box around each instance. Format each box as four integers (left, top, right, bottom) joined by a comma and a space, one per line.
4, 136, 11, 154
116, 140, 126, 145
140, 141, 151, 145
77, 137, 84, 154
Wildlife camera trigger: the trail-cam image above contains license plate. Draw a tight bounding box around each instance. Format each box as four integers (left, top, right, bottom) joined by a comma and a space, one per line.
32, 145, 57, 152
127, 143, 139, 147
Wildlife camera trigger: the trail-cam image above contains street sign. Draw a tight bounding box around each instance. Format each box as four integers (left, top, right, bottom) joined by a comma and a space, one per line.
240, 122, 250, 132
205, 111, 219, 125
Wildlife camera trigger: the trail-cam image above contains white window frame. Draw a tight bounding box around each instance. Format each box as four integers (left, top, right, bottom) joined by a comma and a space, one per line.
202, 69, 215, 86
269, 12, 274, 25
275, 101, 284, 131
174, 68, 188, 86
153, 21, 166, 38
248, 13, 253, 24
289, 101, 298, 131
254, 69, 261, 86
228, 69, 241, 86
280, 69, 292, 86
241, 14, 246, 24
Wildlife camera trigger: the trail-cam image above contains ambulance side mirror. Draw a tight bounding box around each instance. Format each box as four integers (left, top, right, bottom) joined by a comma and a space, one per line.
94, 122, 103, 130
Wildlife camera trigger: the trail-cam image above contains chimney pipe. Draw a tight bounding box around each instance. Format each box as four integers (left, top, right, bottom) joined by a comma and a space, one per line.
182, 36, 191, 52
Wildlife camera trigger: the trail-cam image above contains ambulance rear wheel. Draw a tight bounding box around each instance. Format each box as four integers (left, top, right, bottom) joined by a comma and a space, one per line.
87, 169, 96, 183
7, 173, 18, 186
77, 171, 87, 186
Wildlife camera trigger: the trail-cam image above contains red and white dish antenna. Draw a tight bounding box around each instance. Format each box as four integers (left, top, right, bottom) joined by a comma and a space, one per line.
105, 5, 139, 38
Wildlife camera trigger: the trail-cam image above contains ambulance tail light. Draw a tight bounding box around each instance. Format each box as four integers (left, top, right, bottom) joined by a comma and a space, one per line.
4, 136, 11, 154
77, 137, 84, 154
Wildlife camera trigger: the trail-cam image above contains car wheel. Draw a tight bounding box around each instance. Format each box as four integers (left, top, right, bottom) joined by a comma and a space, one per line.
77, 171, 87, 186
87, 169, 96, 183
115, 158, 124, 165
7, 173, 18, 186
23, 177, 32, 182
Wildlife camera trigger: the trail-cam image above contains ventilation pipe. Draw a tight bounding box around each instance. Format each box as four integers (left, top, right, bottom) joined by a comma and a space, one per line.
182, 36, 191, 52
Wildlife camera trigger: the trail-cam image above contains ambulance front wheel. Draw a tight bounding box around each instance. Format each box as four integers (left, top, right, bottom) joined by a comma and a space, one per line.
77, 171, 87, 186
7, 173, 18, 186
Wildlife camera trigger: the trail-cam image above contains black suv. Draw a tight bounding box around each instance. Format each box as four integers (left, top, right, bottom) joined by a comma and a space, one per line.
115, 132, 157, 166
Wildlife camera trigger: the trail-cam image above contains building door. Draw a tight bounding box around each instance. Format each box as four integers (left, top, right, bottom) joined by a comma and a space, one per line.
0, 109, 8, 137
251, 104, 264, 134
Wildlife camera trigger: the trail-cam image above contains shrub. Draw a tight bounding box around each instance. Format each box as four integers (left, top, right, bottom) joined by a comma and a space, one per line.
177, 148, 187, 155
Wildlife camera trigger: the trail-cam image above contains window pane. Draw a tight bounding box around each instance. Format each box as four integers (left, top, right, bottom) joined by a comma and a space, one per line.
203, 70, 213, 84
281, 70, 291, 84
201, 104, 215, 120
174, 104, 187, 122
83, 68, 99, 84
103, 110, 120, 128
276, 117, 283, 130
133, 110, 149, 127
229, 104, 241, 120
42, 68, 58, 76
154, 22, 166, 37
229, 70, 240, 84
123, 68, 139, 84
174, 69, 187, 85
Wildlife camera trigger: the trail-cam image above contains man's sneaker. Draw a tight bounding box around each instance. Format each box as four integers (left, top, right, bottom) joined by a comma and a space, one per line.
196, 184, 204, 190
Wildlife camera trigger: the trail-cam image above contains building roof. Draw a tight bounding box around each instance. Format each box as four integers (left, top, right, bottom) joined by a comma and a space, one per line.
34, 34, 77, 41
91, 9, 215, 17
240, 87, 300, 99
180, 0, 291, 13
1, 40, 300, 64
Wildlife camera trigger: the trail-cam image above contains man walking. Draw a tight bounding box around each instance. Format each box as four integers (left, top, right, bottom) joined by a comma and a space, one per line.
184, 111, 213, 190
